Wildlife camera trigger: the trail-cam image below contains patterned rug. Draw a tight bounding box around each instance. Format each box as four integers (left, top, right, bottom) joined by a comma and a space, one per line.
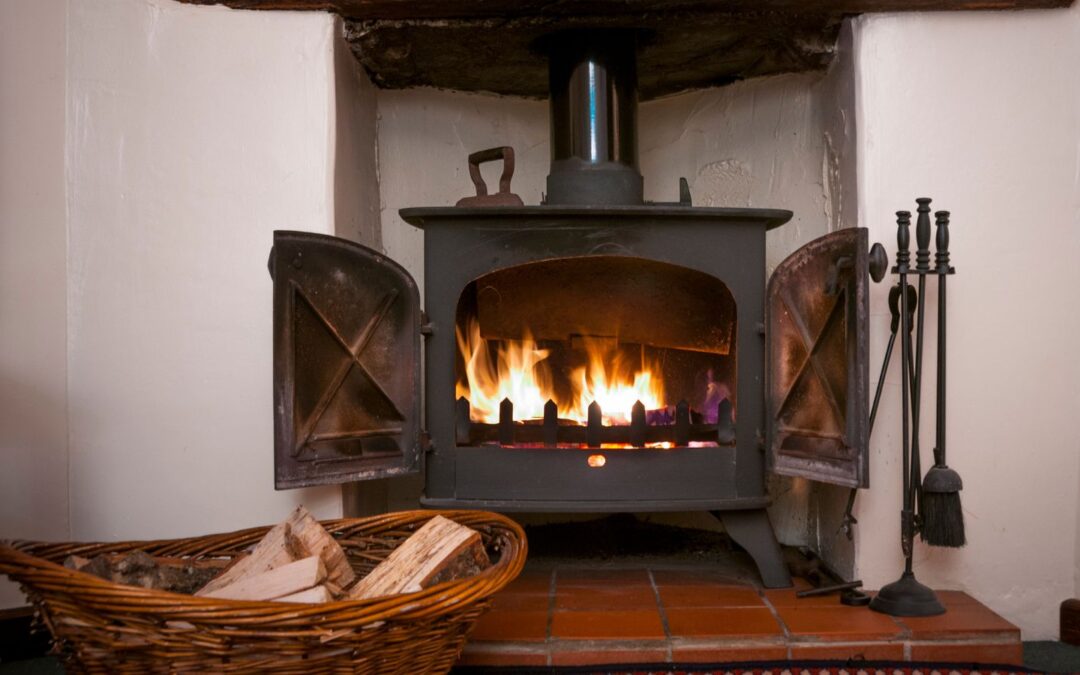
452, 661, 1041, 675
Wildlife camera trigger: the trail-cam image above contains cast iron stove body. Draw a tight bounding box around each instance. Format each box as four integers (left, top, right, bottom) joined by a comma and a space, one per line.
269, 33, 878, 588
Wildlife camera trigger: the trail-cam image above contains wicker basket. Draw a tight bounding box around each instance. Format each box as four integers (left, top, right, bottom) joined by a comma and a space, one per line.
0, 510, 526, 674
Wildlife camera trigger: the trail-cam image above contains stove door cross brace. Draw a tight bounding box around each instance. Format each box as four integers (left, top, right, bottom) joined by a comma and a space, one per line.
773, 285, 847, 437
292, 284, 405, 456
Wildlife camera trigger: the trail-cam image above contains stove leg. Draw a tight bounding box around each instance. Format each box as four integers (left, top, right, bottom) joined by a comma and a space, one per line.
713, 509, 792, 588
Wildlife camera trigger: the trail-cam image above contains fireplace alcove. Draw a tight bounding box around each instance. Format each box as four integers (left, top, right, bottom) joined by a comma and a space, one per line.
268, 27, 880, 589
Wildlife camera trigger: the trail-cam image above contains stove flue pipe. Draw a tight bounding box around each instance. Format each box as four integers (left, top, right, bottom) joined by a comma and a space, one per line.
543, 31, 644, 206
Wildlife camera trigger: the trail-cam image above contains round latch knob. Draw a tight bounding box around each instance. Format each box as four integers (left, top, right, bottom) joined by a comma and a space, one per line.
868, 243, 888, 283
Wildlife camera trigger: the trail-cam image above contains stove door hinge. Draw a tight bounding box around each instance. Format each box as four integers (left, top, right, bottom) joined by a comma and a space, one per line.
420, 431, 435, 453
757, 429, 765, 452
756, 322, 766, 337
420, 311, 434, 337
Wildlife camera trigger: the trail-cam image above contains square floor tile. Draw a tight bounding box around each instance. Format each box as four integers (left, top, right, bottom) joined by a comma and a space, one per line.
550, 645, 668, 666
556, 568, 652, 587
492, 590, 552, 612
910, 641, 1023, 665
650, 569, 750, 587
790, 642, 905, 660
456, 646, 549, 667
502, 571, 553, 594
934, 590, 979, 606
776, 605, 904, 641
763, 586, 852, 608
898, 603, 1020, 640
470, 609, 549, 642
664, 606, 783, 639
657, 584, 763, 608
671, 644, 787, 663
555, 584, 659, 611
551, 609, 666, 640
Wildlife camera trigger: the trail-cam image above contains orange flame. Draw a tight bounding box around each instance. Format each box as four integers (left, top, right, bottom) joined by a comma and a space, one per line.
455, 318, 664, 425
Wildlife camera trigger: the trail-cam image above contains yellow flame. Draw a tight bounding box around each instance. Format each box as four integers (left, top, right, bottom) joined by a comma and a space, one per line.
455, 318, 664, 425
455, 319, 552, 423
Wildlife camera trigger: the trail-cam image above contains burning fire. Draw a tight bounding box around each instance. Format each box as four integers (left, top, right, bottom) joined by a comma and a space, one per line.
455, 318, 664, 425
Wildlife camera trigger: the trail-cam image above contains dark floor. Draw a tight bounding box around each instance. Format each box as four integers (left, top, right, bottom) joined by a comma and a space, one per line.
1025, 640, 1080, 673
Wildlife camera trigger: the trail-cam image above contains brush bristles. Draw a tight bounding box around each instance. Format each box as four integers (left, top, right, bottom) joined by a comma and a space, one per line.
920, 492, 966, 547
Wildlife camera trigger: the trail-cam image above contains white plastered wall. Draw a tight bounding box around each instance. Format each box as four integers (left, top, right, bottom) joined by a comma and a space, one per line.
1, 0, 386, 608
851, 5, 1080, 639
65, 0, 345, 542
0, 0, 70, 608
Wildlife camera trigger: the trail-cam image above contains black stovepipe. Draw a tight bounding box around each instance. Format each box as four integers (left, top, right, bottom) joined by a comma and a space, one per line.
542, 30, 644, 206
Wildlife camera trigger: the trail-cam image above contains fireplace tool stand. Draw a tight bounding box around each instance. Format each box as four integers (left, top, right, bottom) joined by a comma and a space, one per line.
870, 198, 960, 617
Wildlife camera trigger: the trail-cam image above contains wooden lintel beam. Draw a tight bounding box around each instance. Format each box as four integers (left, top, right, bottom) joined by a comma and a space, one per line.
177, 0, 1072, 98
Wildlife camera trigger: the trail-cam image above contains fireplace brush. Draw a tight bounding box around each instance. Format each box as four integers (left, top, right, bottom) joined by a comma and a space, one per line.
919, 210, 965, 547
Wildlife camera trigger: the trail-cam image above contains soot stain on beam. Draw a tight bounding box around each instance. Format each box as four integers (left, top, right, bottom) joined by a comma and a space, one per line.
344, 12, 840, 100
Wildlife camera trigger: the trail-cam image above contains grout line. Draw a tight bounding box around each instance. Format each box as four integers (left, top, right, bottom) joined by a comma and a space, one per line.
645, 568, 674, 663
757, 586, 794, 659
758, 586, 792, 643
889, 612, 910, 637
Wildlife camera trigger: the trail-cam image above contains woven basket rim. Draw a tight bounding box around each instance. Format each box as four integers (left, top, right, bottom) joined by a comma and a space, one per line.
0, 510, 527, 622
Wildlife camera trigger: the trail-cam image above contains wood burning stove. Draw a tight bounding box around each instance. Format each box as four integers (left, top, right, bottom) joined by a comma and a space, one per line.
268, 31, 885, 588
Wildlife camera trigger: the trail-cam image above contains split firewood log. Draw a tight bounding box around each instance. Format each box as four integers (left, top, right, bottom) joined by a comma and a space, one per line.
347, 515, 490, 600
200, 556, 327, 602
277, 585, 333, 604
197, 506, 353, 596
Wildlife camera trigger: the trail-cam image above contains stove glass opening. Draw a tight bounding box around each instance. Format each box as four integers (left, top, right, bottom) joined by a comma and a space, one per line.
453, 255, 737, 449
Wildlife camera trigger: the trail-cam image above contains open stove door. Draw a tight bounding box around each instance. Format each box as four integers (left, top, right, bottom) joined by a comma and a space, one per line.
766, 228, 870, 488
270, 231, 422, 489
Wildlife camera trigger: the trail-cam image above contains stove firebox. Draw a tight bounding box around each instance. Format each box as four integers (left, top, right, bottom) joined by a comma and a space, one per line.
269, 31, 881, 588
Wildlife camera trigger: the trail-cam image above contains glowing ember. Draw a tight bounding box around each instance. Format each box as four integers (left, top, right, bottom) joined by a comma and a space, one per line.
455, 318, 665, 425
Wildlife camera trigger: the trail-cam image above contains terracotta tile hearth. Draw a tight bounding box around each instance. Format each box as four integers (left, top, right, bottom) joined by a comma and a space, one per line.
456, 567, 1022, 668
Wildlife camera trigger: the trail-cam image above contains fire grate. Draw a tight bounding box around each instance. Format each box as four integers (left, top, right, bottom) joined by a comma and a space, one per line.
455, 397, 736, 448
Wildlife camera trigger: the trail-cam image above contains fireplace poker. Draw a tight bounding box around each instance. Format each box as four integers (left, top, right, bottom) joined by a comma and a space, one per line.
896, 211, 915, 566
920, 210, 965, 547
841, 281, 917, 541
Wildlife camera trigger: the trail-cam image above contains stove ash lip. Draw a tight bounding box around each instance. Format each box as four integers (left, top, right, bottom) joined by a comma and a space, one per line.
399, 205, 794, 231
